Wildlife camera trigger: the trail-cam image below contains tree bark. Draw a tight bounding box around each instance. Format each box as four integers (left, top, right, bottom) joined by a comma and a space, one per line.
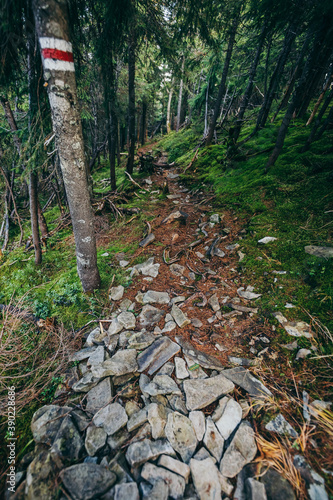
0, 96, 22, 156
126, 28, 136, 175
302, 89, 333, 151
37, 198, 49, 241
205, 11, 240, 146
33, 0, 100, 291
176, 56, 185, 132
306, 74, 333, 126
166, 79, 174, 134
29, 172, 42, 264
140, 100, 147, 145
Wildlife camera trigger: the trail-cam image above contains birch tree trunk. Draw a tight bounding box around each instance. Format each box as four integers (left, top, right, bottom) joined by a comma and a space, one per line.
126, 28, 136, 175
33, 0, 100, 291
176, 56, 185, 132
166, 79, 174, 134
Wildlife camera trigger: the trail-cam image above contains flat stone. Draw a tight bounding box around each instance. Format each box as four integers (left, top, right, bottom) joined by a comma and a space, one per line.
190, 457, 222, 500
135, 257, 160, 277
128, 331, 156, 350
72, 372, 101, 393
117, 311, 136, 330
141, 462, 186, 500
142, 480, 169, 500
60, 463, 116, 500
31, 405, 72, 445
137, 337, 180, 375
126, 438, 175, 467
103, 334, 119, 353
265, 413, 298, 438
85, 424, 107, 456
50, 415, 83, 467
171, 295, 186, 304
86, 377, 113, 414
258, 237, 277, 244
165, 411, 198, 463
158, 455, 190, 482
143, 374, 181, 396
91, 349, 137, 378
203, 418, 224, 463
162, 321, 177, 333
261, 468, 296, 500
215, 397, 242, 440
119, 298, 133, 311
119, 260, 129, 267
304, 245, 333, 259
70, 347, 97, 362
25, 451, 56, 500
167, 394, 188, 415
158, 361, 174, 376
140, 233, 156, 248
246, 478, 267, 500
171, 304, 190, 328
191, 318, 203, 328
194, 447, 216, 463
185, 356, 208, 380
170, 263, 186, 276
118, 330, 134, 347
86, 346, 105, 370
237, 287, 261, 300
110, 285, 125, 301
296, 348, 312, 360
294, 455, 329, 500
220, 422, 257, 478
175, 357, 189, 379
85, 327, 107, 346
176, 337, 225, 370
125, 400, 141, 417
222, 367, 272, 398
189, 411, 206, 441
127, 408, 148, 432
210, 214, 220, 223
183, 374, 235, 411
143, 290, 170, 305
208, 294, 220, 312
228, 356, 257, 367
114, 483, 139, 500
139, 305, 165, 327
273, 312, 312, 338
93, 402, 128, 436
107, 429, 131, 451
127, 422, 152, 445
108, 318, 124, 335
148, 403, 167, 439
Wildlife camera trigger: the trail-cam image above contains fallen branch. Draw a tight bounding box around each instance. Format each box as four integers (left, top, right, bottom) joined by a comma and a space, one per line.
125, 171, 148, 191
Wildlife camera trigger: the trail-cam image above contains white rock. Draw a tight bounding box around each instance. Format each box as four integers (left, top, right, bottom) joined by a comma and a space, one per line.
158, 455, 190, 482
190, 457, 222, 500
93, 403, 128, 436
165, 411, 198, 463
143, 290, 170, 305
203, 418, 224, 462
258, 237, 277, 244
215, 398, 242, 440
141, 462, 186, 500
174, 357, 189, 379
189, 411, 206, 442
109, 285, 125, 301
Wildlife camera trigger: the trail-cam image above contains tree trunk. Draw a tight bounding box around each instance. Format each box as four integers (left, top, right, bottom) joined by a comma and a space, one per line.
140, 100, 147, 145
37, 198, 49, 241
302, 89, 333, 151
233, 21, 267, 143
205, 11, 240, 146
29, 172, 42, 264
203, 79, 210, 137
0, 96, 22, 155
33, 0, 100, 291
126, 29, 136, 175
166, 79, 174, 134
176, 56, 185, 132
306, 74, 333, 126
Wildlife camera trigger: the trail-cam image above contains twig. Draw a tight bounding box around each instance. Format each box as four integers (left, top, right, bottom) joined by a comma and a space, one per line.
125, 171, 148, 191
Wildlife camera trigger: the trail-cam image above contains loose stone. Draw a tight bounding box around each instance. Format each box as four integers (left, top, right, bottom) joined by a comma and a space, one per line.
85, 424, 107, 456
60, 463, 116, 500
137, 337, 180, 375
93, 402, 128, 436
127, 408, 148, 432
222, 366, 272, 398
174, 356, 189, 379
117, 311, 136, 330
215, 397, 243, 440
158, 454, 191, 482
183, 374, 235, 411
86, 377, 113, 414
265, 413, 298, 438
141, 462, 186, 500
139, 305, 165, 328
126, 438, 175, 467
189, 411, 206, 442
246, 478, 268, 500
208, 294, 220, 312
31, 405, 72, 445
142, 290, 170, 305
190, 457, 222, 500
109, 285, 125, 301
203, 417, 224, 463
220, 422, 257, 478
143, 374, 182, 396
114, 483, 140, 500
91, 349, 138, 378
165, 411, 198, 463
171, 304, 191, 328
148, 403, 167, 439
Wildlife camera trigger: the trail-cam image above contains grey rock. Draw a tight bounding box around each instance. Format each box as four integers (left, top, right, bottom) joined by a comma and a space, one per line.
85, 424, 107, 456
215, 397, 242, 440
294, 455, 328, 500
245, 478, 267, 500
212, 397, 229, 422
125, 400, 141, 417
127, 422, 152, 445
186, 357, 208, 380
228, 356, 257, 367
114, 483, 139, 500
194, 447, 216, 463
171, 295, 186, 304
137, 337, 180, 375
220, 422, 257, 478
25, 451, 56, 500
93, 403, 128, 436
157, 361, 175, 376
265, 413, 298, 438
139, 233, 156, 248
60, 463, 116, 500
210, 214, 220, 223
304, 245, 333, 259
191, 318, 203, 328
190, 457, 222, 500
107, 429, 131, 451
119, 298, 133, 311
158, 454, 190, 482
162, 321, 177, 333
108, 318, 124, 335
171, 304, 191, 328
142, 480, 169, 500
126, 438, 175, 467
143, 374, 181, 396
165, 411, 198, 463
170, 264, 186, 276
189, 411, 206, 441
86, 327, 107, 346
143, 290, 170, 305
72, 372, 101, 393
127, 408, 148, 432
175, 357, 189, 379
222, 367, 272, 398
50, 416, 83, 467
258, 237, 277, 244
91, 349, 137, 378
117, 311, 136, 330
148, 403, 167, 439
167, 394, 189, 415
108, 452, 133, 485
128, 331, 156, 350
183, 374, 235, 411
139, 305, 165, 327
110, 285, 125, 301
176, 337, 225, 370
31, 405, 72, 445
141, 462, 186, 500
70, 347, 97, 362
273, 312, 312, 338
280, 340, 298, 350
71, 409, 90, 433
261, 469, 296, 500
119, 330, 134, 347
86, 377, 112, 414
208, 294, 220, 312
103, 334, 119, 353
296, 348, 311, 360
119, 260, 129, 267
203, 418, 224, 462
134, 257, 160, 277
237, 287, 261, 300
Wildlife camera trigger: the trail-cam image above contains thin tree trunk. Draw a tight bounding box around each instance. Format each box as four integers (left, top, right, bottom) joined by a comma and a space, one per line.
176, 56, 185, 132
306, 74, 333, 126
141, 100, 147, 145
29, 172, 42, 264
315, 104, 333, 140
233, 22, 267, 143
126, 29, 136, 175
0, 96, 22, 155
203, 79, 210, 137
33, 0, 100, 291
302, 89, 333, 151
0, 165, 24, 245
166, 79, 174, 134
37, 198, 49, 241
264, 33, 273, 96
205, 11, 240, 146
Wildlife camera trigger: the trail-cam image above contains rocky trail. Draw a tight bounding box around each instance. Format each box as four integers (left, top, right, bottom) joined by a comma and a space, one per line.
9, 154, 331, 500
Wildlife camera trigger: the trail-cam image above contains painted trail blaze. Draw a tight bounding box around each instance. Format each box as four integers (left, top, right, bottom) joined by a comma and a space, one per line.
39, 37, 75, 71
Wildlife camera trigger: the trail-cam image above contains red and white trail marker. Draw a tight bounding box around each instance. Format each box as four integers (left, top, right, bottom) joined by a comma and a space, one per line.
39, 37, 75, 72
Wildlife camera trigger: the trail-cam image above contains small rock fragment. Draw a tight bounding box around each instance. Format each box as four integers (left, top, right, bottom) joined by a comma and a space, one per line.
165, 411, 198, 463
190, 457, 222, 500
175, 357, 189, 379
93, 402, 128, 436
203, 418, 224, 462
220, 422, 257, 478
171, 304, 191, 328
189, 411, 206, 442
158, 455, 191, 482
109, 285, 125, 301
183, 374, 235, 411
265, 413, 298, 438
258, 237, 277, 244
